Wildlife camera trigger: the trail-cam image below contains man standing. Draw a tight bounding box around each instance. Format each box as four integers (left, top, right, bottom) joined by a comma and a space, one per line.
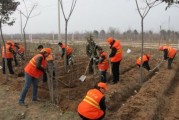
2, 40, 15, 74
18, 48, 50, 106
94, 47, 109, 83
77, 82, 107, 120
159, 45, 177, 69
107, 37, 122, 84
58, 42, 73, 65
136, 54, 151, 71
86, 34, 98, 74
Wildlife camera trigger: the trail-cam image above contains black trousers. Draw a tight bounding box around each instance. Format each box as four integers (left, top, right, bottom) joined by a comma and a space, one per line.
168, 54, 176, 69
89, 59, 94, 74
100, 70, 107, 83
13, 54, 18, 66
112, 61, 121, 83
143, 61, 151, 71
2, 58, 14, 74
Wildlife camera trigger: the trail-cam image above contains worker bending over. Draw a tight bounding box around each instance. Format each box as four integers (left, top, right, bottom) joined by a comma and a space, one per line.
136, 54, 151, 71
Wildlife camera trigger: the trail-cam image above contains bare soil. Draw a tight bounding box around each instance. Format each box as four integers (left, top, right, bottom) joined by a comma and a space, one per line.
0, 44, 179, 120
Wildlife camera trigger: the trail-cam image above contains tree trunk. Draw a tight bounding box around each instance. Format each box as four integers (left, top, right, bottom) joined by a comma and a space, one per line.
0, 21, 8, 81
140, 18, 144, 84
64, 20, 68, 72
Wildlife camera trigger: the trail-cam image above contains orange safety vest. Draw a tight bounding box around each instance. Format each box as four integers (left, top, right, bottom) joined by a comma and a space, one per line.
2, 44, 13, 58
167, 47, 177, 58
46, 54, 54, 61
98, 51, 109, 71
17, 44, 25, 54
110, 40, 122, 62
60, 43, 73, 55
136, 55, 149, 65
24, 54, 47, 78
78, 89, 104, 120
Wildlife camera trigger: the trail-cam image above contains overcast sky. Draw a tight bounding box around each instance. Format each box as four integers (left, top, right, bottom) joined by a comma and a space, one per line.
3, 0, 179, 34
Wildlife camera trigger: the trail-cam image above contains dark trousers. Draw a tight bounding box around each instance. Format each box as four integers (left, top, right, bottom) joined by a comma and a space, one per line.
112, 61, 121, 83
168, 56, 175, 69
143, 61, 151, 71
66, 54, 72, 66
137, 61, 150, 71
13, 54, 18, 66
2, 58, 14, 74
100, 70, 107, 83
89, 59, 94, 74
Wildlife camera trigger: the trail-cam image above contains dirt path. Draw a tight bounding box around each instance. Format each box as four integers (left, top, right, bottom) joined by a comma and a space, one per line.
163, 67, 179, 120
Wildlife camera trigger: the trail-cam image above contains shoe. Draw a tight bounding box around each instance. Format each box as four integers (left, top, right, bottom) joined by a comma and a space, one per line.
32, 98, 40, 102
19, 102, 28, 107
110, 81, 118, 85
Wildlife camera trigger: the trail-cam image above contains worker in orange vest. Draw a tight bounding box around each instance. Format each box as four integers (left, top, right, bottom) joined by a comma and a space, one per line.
2, 40, 16, 74
106, 37, 122, 84
136, 54, 151, 71
18, 48, 51, 106
77, 82, 107, 120
14, 42, 25, 61
159, 45, 177, 69
58, 42, 73, 65
94, 46, 109, 83
37, 45, 55, 80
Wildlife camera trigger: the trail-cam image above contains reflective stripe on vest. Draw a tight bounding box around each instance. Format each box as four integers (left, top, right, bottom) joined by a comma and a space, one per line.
83, 96, 100, 109
25, 54, 46, 78
30, 58, 36, 67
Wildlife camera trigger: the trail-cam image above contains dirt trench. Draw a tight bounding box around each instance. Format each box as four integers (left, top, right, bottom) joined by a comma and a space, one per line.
104, 58, 179, 120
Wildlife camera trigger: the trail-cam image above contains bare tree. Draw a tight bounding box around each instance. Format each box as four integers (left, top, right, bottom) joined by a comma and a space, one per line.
59, 0, 77, 71
18, 0, 39, 60
135, 0, 162, 84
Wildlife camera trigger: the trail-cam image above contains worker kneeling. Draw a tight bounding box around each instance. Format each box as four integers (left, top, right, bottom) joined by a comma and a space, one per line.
77, 82, 107, 120
136, 54, 151, 71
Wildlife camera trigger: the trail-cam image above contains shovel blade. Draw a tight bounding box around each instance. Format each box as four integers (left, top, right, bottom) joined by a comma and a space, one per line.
79, 75, 86, 82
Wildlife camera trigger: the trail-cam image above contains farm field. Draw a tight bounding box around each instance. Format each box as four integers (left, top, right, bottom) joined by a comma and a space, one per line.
0, 41, 179, 120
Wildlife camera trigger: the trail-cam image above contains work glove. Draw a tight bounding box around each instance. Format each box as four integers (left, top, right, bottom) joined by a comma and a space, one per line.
95, 59, 99, 64
42, 72, 48, 83
93, 57, 96, 61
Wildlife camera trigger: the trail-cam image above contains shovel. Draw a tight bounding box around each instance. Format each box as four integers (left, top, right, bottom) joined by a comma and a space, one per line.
79, 58, 93, 82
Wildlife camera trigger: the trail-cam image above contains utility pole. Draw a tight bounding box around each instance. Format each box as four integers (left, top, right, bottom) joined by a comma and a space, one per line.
58, 0, 61, 42
20, 11, 23, 41
168, 16, 170, 42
